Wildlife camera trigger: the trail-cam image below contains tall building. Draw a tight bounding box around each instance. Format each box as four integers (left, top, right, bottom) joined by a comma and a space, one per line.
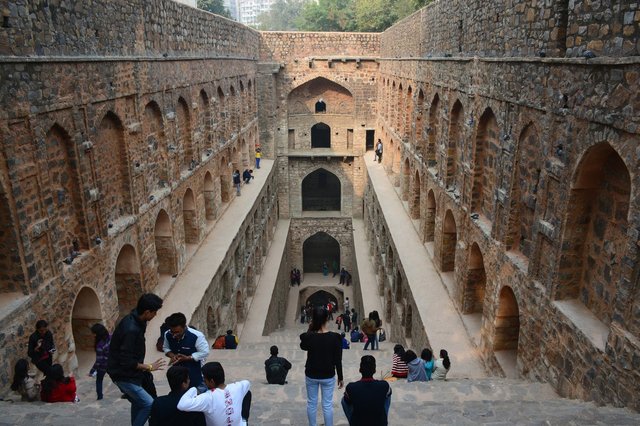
237, 0, 276, 27
224, 0, 239, 20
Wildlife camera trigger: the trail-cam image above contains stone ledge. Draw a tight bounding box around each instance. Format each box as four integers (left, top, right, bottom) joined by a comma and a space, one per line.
553, 299, 609, 352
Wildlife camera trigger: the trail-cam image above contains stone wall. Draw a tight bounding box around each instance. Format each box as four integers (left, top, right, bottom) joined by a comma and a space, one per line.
1, 0, 259, 57
259, 32, 379, 62
371, 49, 640, 409
380, 0, 639, 58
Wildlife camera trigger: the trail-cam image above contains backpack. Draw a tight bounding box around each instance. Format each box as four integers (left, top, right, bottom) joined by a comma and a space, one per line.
267, 360, 286, 384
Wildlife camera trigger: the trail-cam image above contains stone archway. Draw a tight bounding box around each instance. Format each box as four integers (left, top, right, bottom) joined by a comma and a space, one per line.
305, 290, 338, 309
183, 188, 198, 245
311, 123, 331, 148
115, 244, 142, 320
301, 168, 341, 211
424, 190, 436, 242
410, 170, 421, 219
71, 287, 103, 352
441, 210, 457, 272
401, 158, 411, 201
204, 171, 216, 220
236, 290, 244, 322
303, 232, 340, 273
494, 286, 520, 352
207, 306, 218, 338
463, 243, 486, 314
154, 209, 177, 276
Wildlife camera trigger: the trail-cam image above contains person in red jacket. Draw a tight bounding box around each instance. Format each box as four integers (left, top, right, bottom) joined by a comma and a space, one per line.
40, 364, 76, 403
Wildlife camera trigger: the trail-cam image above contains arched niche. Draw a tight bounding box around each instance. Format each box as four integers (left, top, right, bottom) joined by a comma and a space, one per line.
494, 286, 520, 352
143, 101, 168, 191
447, 100, 464, 189
303, 232, 340, 273
315, 100, 326, 113
311, 123, 331, 148
287, 77, 354, 115
401, 158, 411, 201
556, 142, 631, 326
463, 243, 486, 314
471, 107, 499, 222
183, 188, 198, 245
301, 168, 341, 211
410, 170, 421, 219
441, 210, 457, 272
115, 244, 142, 320
427, 93, 439, 167
45, 124, 87, 253
204, 171, 216, 220
176, 97, 193, 171
424, 189, 436, 242
207, 306, 219, 338
236, 290, 244, 322
154, 209, 177, 276
219, 156, 230, 203
71, 287, 103, 352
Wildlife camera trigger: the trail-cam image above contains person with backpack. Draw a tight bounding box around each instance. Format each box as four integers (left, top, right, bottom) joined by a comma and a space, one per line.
264, 345, 292, 385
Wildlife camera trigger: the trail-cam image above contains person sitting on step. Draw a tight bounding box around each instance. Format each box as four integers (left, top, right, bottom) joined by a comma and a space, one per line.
342, 355, 392, 426
264, 345, 292, 385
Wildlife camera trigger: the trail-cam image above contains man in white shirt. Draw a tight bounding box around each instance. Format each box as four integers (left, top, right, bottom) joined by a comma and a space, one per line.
163, 312, 210, 392
178, 361, 251, 426
375, 139, 383, 163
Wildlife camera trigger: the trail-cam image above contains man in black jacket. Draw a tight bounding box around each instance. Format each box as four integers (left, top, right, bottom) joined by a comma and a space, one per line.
149, 365, 205, 426
264, 345, 292, 385
342, 355, 392, 426
108, 293, 166, 426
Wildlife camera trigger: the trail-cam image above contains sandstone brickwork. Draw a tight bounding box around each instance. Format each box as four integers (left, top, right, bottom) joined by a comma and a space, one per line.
1, 0, 639, 414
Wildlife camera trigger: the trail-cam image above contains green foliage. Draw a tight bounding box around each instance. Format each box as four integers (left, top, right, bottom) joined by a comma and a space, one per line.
297, 0, 356, 32
296, 0, 431, 32
257, 0, 309, 31
198, 0, 231, 19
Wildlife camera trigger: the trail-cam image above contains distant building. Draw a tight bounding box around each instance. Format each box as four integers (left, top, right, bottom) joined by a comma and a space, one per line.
174, 0, 197, 7
237, 0, 276, 27
224, 0, 239, 20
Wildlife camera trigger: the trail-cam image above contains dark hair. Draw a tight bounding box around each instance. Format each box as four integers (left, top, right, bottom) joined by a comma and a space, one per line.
309, 306, 328, 332
226, 329, 233, 335
421, 348, 433, 362
402, 350, 417, 364
341, 332, 345, 337
10, 359, 29, 391
202, 362, 225, 386
35, 319, 48, 330
393, 344, 405, 356
360, 355, 376, 378
167, 365, 189, 392
41, 364, 70, 397
166, 313, 187, 328
440, 349, 451, 370
136, 293, 163, 314
270, 345, 278, 356
90, 323, 109, 350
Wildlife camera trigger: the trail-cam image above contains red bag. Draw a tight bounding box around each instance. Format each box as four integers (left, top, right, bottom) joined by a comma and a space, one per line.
212, 335, 226, 349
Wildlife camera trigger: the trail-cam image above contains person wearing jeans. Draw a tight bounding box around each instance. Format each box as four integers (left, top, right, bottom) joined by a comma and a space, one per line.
300, 306, 344, 426
108, 294, 166, 426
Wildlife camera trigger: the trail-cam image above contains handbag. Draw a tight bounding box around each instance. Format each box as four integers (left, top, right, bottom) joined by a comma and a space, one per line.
378, 328, 386, 342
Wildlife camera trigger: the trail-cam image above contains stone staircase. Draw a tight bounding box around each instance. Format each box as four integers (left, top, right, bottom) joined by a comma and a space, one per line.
2, 324, 640, 425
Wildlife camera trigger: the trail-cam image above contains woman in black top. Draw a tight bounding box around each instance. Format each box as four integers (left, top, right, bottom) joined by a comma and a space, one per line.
300, 306, 343, 426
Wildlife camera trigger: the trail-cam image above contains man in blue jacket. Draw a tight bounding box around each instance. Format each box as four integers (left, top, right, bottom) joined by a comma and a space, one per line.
108, 293, 166, 426
163, 312, 209, 391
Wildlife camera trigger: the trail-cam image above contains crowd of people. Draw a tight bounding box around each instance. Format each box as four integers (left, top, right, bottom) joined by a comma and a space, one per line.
8, 291, 452, 426
232, 147, 262, 196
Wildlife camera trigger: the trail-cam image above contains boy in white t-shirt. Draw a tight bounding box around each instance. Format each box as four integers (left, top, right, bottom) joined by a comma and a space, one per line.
178, 362, 251, 426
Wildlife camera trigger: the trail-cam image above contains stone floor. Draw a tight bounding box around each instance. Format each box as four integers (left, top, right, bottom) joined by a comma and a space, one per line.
2, 325, 640, 424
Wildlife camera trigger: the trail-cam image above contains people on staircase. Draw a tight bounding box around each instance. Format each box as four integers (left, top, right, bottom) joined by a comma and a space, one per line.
27, 319, 56, 376
265, 345, 292, 385
163, 312, 210, 392
341, 355, 392, 426
391, 344, 408, 379
432, 349, 451, 380
40, 364, 77, 403
89, 323, 111, 400
149, 365, 206, 426
403, 350, 427, 382
421, 348, 435, 381
224, 330, 238, 349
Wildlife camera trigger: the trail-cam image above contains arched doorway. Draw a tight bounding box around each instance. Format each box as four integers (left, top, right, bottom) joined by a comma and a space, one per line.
404, 303, 412, 338
464, 243, 486, 314
236, 290, 244, 322
494, 286, 520, 351
183, 189, 198, 245
71, 287, 103, 352
410, 170, 421, 219
311, 123, 331, 148
220, 156, 230, 203
306, 290, 338, 309
441, 210, 457, 272
154, 209, 177, 276
303, 232, 340, 273
424, 190, 436, 242
302, 168, 341, 211
115, 244, 143, 319
204, 172, 216, 220
401, 158, 411, 201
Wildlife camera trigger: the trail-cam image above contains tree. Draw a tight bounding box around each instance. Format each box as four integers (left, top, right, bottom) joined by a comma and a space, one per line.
258, 0, 309, 31
198, 0, 231, 19
354, 0, 396, 32
297, 0, 356, 32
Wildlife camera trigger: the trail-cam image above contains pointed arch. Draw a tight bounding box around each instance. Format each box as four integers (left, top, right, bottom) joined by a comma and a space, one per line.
424, 189, 437, 242
183, 188, 198, 245
410, 170, 421, 220
71, 287, 103, 351
154, 209, 177, 276
143, 101, 168, 192
427, 93, 440, 168
311, 122, 331, 148
447, 100, 464, 189
556, 142, 630, 325
471, 108, 500, 222
303, 232, 340, 273
45, 124, 87, 254
115, 244, 142, 319
204, 171, 216, 220
494, 286, 520, 352
463, 243, 486, 314
302, 168, 341, 211
441, 210, 457, 272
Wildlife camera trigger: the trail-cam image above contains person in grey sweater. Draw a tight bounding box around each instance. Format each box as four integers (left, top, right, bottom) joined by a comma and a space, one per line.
403, 350, 427, 382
